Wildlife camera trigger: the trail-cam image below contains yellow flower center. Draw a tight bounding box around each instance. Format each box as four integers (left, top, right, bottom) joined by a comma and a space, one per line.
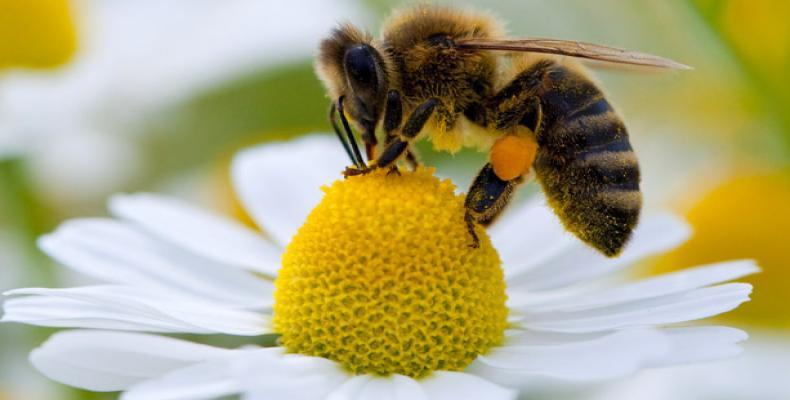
273, 168, 508, 378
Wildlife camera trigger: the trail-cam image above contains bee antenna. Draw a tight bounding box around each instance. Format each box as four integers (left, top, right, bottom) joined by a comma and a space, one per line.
336, 96, 367, 168
329, 103, 357, 165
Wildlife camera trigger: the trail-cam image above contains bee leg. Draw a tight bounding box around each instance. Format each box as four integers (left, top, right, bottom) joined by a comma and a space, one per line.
521, 96, 544, 134
375, 97, 440, 170
375, 138, 409, 171
464, 163, 519, 248
488, 92, 542, 134
478, 58, 546, 131
465, 212, 480, 249
362, 123, 378, 162
381, 90, 404, 175
384, 90, 403, 138
381, 90, 421, 171
405, 148, 420, 171
382, 141, 420, 172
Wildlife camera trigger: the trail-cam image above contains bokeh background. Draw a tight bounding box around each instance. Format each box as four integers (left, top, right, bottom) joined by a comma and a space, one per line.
0, 0, 788, 399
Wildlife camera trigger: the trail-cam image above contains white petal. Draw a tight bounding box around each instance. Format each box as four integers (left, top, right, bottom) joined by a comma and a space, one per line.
506, 213, 691, 291
129, 350, 345, 400
122, 358, 243, 400
468, 326, 748, 389
652, 326, 748, 366
513, 259, 758, 312
39, 218, 273, 309
514, 283, 752, 333
489, 200, 577, 276
109, 193, 280, 276
232, 135, 349, 247
3, 294, 188, 332
420, 371, 515, 400
30, 330, 230, 392
3, 286, 271, 335
327, 374, 427, 400
469, 329, 670, 383
238, 349, 348, 400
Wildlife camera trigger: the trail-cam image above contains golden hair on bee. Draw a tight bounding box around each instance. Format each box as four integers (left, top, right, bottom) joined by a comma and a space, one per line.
381, 5, 502, 139
315, 4, 687, 257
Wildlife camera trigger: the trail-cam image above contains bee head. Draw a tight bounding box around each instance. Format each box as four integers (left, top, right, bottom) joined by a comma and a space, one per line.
316, 24, 391, 133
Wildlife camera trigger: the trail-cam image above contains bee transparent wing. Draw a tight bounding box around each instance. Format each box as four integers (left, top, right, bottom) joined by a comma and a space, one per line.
457, 38, 691, 70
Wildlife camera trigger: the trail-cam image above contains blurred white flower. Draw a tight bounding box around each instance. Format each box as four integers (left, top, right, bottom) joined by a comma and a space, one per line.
0, 0, 363, 202
2, 135, 756, 399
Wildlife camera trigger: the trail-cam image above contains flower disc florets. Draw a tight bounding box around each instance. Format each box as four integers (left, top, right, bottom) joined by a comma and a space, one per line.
273, 168, 507, 378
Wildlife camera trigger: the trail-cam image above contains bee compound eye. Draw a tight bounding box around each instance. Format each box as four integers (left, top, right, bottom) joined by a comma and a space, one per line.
343, 44, 386, 120
344, 45, 380, 93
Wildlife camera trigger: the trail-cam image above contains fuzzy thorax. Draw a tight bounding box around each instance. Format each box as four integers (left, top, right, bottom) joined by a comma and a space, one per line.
273, 168, 508, 378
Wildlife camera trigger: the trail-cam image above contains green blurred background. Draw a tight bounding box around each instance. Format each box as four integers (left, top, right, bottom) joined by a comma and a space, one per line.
0, 0, 788, 399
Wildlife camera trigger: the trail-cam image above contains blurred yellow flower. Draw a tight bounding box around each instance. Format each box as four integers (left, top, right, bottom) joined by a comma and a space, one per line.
721, 0, 790, 81
0, 0, 77, 70
652, 170, 790, 328
714, 0, 790, 89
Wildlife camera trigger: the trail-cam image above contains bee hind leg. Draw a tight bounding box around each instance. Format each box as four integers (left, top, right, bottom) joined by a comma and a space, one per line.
464, 212, 481, 249
464, 163, 520, 248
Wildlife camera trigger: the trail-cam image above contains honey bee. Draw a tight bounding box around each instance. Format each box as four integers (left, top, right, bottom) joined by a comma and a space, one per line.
315, 5, 688, 256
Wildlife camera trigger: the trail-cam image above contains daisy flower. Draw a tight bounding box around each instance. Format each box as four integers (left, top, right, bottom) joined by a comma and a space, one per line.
2, 135, 756, 399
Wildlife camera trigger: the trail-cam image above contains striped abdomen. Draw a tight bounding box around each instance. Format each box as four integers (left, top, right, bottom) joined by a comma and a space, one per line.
532, 62, 641, 256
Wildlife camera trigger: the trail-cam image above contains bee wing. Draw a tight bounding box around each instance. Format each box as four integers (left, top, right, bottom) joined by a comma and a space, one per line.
457, 38, 691, 70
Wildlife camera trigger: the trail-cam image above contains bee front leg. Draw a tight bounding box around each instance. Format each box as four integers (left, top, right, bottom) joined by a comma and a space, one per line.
383, 90, 421, 171
344, 90, 402, 178
404, 148, 420, 171
464, 163, 520, 248
382, 137, 421, 172
381, 90, 404, 175
384, 90, 403, 137
372, 97, 440, 171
